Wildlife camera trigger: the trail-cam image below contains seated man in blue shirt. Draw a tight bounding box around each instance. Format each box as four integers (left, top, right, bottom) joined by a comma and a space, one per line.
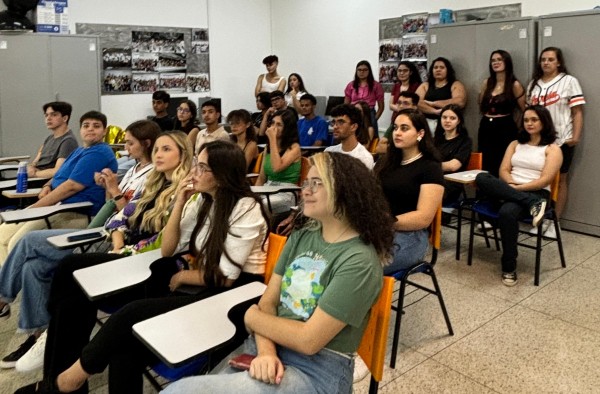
297, 94, 329, 146
0, 111, 118, 264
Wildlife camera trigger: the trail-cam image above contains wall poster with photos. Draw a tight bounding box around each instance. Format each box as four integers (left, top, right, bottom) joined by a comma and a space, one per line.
76, 23, 210, 95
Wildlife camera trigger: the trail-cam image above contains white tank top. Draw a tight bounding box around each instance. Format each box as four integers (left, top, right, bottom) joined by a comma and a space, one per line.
260, 73, 284, 93
510, 143, 550, 191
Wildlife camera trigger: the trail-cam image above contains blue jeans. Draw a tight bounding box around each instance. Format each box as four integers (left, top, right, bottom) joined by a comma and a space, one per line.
384, 229, 429, 275
0, 229, 75, 333
162, 337, 354, 394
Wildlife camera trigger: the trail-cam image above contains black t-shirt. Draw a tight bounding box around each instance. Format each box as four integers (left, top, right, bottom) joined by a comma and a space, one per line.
379, 157, 444, 216
151, 115, 175, 131
435, 133, 472, 172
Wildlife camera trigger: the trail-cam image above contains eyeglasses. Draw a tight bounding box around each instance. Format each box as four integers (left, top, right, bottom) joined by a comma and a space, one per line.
177, 107, 191, 113
192, 157, 212, 175
301, 179, 323, 194
329, 119, 349, 127
397, 68, 410, 73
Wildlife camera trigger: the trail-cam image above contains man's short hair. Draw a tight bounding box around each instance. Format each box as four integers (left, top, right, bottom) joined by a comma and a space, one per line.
270, 90, 285, 100
299, 94, 317, 105
80, 111, 107, 129
43, 101, 72, 124
398, 91, 420, 105
152, 90, 170, 103
330, 104, 361, 127
262, 55, 278, 65
201, 99, 221, 114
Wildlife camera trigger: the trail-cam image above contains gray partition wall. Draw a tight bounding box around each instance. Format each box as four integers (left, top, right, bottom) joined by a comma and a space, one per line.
539, 10, 600, 237
0, 34, 101, 157
428, 17, 536, 148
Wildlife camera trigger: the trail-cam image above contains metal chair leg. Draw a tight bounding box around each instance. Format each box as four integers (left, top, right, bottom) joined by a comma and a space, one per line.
389, 279, 407, 369
430, 268, 454, 336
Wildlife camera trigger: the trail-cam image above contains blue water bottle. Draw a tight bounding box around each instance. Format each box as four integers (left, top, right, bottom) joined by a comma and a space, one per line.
16, 161, 28, 193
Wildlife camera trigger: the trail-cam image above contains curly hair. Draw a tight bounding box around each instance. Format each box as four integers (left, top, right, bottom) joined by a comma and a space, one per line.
517, 105, 557, 146
191, 140, 269, 287
398, 60, 422, 86
308, 152, 394, 263
427, 57, 456, 85
128, 131, 193, 233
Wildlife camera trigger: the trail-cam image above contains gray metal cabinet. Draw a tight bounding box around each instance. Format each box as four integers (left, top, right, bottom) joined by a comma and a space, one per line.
539, 10, 600, 236
0, 33, 100, 156
428, 18, 536, 147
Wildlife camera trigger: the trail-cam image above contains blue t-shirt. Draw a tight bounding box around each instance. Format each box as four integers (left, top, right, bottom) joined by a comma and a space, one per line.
298, 116, 328, 146
50, 143, 118, 215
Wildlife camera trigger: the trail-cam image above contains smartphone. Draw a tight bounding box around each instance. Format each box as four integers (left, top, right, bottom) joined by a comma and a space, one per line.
228, 353, 256, 371
66, 231, 104, 242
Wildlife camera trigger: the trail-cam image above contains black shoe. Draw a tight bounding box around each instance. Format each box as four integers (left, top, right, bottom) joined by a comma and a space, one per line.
502, 271, 518, 287
0, 335, 36, 369
14, 380, 61, 394
530, 200, 547, 227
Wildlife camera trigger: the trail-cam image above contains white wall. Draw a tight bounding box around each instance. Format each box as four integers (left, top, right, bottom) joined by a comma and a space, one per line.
67, 0, 271, 127
270, 0, 599, 129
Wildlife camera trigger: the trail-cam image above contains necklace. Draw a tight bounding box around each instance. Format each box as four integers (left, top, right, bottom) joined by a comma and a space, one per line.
320, 224, 352, 255
401, 152, 423, 165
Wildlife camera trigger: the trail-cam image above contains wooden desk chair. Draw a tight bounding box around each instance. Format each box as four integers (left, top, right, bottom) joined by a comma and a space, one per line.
297, 156, 310, 187
467, 173, 566, 285
387, 206, 453, 368
246, 151, 263, 186
368, 138, 379, 154
147, 233, 287, 389
357, 276, 394, 394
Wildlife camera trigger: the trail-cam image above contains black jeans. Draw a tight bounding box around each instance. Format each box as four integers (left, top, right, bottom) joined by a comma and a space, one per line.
475, 173, 549, 273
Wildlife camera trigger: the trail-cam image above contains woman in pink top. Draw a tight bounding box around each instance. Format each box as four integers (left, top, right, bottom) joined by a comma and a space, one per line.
344, 60, 384, 134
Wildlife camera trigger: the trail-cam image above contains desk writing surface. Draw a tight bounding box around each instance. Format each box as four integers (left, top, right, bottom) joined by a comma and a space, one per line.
251, 185, 301, 194
133, 281, 266, 367
0, 165, 19, 171
444, 170, 487, 184
0, 156, 30, 164
0, 177, 46, 190
73, 249, 163, 300
46, 227, 106, 250
0, 202, 93, 224
2, 188, 42, 198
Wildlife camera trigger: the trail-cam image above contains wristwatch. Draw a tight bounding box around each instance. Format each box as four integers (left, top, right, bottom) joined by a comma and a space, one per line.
113, 194, 124, 201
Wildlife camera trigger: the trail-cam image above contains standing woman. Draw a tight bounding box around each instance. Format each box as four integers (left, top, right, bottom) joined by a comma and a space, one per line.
416, 57, 467, 131
344, 60, 385, 136
527, 47, 585, 235
254, 55, 286, 96
173, 100, 200, 138
478, 50, 526, 177
433, 104, 473, 204
375, 109, 444, 274
228, 109, 259, 172
284, 73, 308, 112
475, 105, 562, 285
256, 109, 301, 216
389, 61, 422, 125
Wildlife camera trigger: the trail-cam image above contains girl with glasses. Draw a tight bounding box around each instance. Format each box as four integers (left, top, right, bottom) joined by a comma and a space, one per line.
344, 60, 385, 136
173, 100, 200, 137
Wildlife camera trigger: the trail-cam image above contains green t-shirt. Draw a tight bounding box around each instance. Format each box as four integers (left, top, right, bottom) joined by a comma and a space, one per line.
274, 227, 383, 353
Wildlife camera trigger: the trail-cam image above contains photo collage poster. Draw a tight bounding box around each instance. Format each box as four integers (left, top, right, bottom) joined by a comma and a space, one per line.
75, 23, 210, 95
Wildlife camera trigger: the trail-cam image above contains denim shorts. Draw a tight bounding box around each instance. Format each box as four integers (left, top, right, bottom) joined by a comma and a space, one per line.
384, 229, 429, 275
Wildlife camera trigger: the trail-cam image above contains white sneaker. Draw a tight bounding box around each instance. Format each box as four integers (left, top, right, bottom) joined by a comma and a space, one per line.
477, 221, 493, 230
544, 223, 559, 239
529, 221, 550, 236
15, 330, 46, 373
353, 355, 370, 383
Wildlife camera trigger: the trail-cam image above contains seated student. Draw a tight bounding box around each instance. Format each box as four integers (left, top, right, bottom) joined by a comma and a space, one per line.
0, 120, 160, 371
325, 104, 374, 170
475, 105, 562, 286
0, 111, 118, 264
433, 104, 473, 205
173, 100, 200, 137
251, 92, 272, 132
297, 94, 329, 147
17, 140, 269, 394
375, 108, 444, 274
355, 101, 375, 147
256, 109, 302, 215
258, 91, 298, 141
150, 90, 175, 131
376, 91, 419, 155
27, 101, 79, 179
191, 99, 229, 154
228, 109, 259, 171
159, 152, 394, 394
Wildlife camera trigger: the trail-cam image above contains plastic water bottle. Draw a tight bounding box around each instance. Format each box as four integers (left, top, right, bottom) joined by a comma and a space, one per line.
16, 161, 28, 193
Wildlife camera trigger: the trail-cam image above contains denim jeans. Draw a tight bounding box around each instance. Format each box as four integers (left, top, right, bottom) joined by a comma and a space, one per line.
0, 229, 75, 333
162, 337, 354, 394
476, 173, 549, 273
384, 229, 429, 275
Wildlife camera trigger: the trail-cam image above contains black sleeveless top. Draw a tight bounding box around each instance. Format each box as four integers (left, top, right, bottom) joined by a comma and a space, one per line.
481, 93, 517, 116
425, 82, 453, 119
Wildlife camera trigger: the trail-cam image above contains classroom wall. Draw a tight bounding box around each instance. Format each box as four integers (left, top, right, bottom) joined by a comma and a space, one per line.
270, 0, 598, 130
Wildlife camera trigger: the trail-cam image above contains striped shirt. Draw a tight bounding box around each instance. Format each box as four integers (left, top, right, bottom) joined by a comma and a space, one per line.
527, 73, 585, 146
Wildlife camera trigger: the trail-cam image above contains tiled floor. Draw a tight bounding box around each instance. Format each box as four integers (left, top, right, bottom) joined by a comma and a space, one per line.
1, 228, 599, 393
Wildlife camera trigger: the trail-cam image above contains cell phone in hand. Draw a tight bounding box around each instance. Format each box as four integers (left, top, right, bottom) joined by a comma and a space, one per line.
66, 231, 104, 242
228, 353, 256, 371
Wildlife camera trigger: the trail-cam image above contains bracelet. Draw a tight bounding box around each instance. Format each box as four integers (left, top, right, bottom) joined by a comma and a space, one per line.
113, 194, 124, 201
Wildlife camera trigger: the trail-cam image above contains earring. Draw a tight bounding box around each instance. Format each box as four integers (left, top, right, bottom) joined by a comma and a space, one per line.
417, 136, 422, 142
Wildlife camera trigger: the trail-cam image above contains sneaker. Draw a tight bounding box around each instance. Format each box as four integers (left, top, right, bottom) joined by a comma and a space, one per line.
0, 303, 9, 321
544, 223, 559, 239
16, 331, 46, 373
502, 272, 518, 287
0, 335, 36, 369
353, 355, 370, 383
529, 200, 547, 227
477, 221, 493, 230
528, 220, 550, 236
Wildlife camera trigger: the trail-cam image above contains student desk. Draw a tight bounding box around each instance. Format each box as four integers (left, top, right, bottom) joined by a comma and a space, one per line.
0, 155, 30, 164
0, 201, 94, 227
72, 249, 163, 300
251, 185, 301, 212
444, 170, 487, 184
2, 188, 42, 208
46, 227, 106, 250
133, 281, 266, 367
